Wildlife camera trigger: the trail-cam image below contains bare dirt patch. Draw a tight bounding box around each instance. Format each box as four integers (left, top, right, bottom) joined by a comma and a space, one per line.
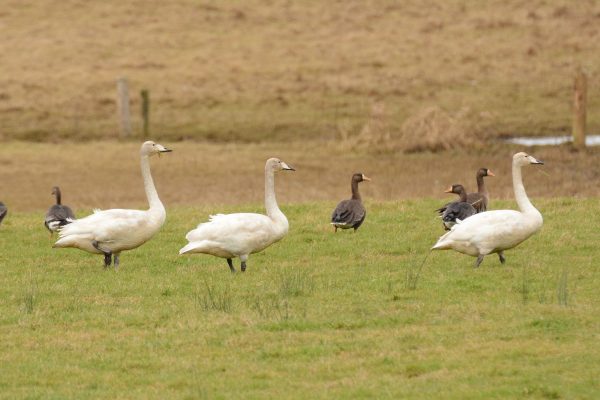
1, 141, 598, 212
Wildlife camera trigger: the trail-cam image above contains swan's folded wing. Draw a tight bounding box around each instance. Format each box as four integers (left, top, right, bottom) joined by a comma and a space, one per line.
58, 209, 148, 242
186, 213, 272, 243
439, 210, 522, 243
183, 213, 280, 256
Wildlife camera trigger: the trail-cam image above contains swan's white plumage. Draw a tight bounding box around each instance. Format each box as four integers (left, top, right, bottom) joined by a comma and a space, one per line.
179, 158, 294, 269
180, 212, 288, 258
432, 209, 542, 256
432, 152, 543, 264
54, 208, 165, 254
53, 141, 171, 265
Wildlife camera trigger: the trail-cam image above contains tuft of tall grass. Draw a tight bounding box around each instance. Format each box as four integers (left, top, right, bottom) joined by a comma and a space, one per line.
21, 275, 37, 315
195, 279, 234, 313
557, 269, 569, 306
404, 252, 429, 290
520, 264, 530, 304
275, 268, 315, 298
251, 294, 290, 321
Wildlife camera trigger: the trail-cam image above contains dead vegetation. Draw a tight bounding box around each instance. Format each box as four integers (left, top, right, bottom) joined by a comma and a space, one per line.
0, 0, 599, 142
1, 141, 599, 212
338, 103, 489, 153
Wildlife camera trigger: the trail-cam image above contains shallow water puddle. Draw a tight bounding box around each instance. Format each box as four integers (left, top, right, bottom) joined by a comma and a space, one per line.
505, 135, 600, 146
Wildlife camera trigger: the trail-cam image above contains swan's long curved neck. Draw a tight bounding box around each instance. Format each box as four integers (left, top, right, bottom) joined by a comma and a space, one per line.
140, 155, 164, 212
265, 168, 284, 221
512, 162, 536, 214
351, 179, 361, 201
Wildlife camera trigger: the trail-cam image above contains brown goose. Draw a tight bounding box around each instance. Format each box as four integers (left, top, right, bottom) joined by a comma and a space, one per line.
439, 184, 476, 230
0, 202, 7, 226
45, 186, 76, 235
466, 168, 494, 212
331, 173, 370, 232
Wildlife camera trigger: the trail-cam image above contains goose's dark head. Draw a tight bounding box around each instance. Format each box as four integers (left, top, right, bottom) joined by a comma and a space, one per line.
478, 168, 495, 177
445, 184, 466, 195
51, 186, 60, 196
353, 173, 371, 183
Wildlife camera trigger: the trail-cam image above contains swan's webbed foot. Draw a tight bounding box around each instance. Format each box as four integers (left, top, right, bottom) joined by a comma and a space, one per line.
241, 261, 247, 272
498, 251, 506, 264
92, 240, 112, 268
227, 258, 236, 273
474, 255, 484, 268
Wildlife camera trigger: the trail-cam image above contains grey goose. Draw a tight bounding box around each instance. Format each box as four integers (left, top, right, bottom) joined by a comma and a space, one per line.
45, 186, 76, 235
439, 184, 476, 231
331, 173, 370, 232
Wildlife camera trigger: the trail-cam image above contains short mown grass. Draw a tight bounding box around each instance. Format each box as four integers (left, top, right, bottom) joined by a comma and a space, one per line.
0, 199, 599, 398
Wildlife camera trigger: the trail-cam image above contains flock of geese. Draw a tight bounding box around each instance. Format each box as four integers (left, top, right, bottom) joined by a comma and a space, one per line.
0, 141, 544, 271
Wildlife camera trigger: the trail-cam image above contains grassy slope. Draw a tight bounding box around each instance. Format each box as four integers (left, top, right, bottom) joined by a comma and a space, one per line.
1, 200, 599, 399
1, 0, 600, 142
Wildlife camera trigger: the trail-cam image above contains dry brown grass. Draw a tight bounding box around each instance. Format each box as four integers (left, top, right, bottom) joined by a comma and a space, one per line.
2, 141, 599, 212
1, 0, 600, 142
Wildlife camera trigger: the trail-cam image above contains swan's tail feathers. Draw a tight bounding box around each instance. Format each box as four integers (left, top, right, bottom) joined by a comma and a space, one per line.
431, 230, 453, 251
53, 235, 77, 248
179, 242, 202, 255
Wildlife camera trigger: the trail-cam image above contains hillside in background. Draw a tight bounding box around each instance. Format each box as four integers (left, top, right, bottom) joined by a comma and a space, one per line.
1, 0, 599, 143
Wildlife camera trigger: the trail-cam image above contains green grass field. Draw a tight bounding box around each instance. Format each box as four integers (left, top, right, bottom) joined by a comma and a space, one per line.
1, 199, 598, 399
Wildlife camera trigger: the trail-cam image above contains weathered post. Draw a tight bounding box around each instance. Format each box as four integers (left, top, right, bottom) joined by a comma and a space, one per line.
141, 89, 150, 139
572, 67, 587, 149
117, 77, 132, 138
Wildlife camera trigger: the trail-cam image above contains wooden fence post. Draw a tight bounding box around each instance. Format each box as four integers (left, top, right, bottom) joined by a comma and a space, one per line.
117, 78, 132, 138
572, 67, 587, 149
141, 89, 150, 139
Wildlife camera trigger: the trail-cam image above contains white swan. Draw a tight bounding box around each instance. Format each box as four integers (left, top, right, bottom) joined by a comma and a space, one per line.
432, 152, 543, 267
179, 158, 295, 272
53, 141, 172, 269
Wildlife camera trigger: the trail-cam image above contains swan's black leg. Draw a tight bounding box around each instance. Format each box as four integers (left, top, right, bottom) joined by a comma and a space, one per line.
227, 258, 235, 273
114, 254, 120, 270
92, 240, 112, 268
474, 255, 484, 268
498, 251, 506, 264
241, 261, 247, 272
